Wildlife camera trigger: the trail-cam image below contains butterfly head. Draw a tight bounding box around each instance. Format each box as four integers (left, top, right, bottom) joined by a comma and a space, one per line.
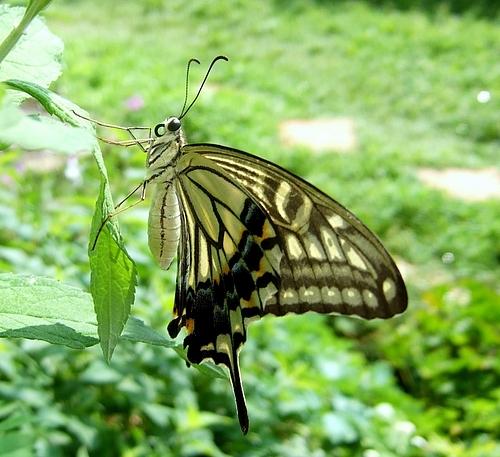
154, 117, 183, 141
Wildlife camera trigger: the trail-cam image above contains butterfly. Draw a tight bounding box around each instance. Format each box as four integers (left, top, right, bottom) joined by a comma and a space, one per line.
87, 56, 407, 435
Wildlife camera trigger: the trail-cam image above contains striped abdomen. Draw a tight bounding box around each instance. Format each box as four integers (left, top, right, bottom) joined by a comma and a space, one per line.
148, 182, 181, 270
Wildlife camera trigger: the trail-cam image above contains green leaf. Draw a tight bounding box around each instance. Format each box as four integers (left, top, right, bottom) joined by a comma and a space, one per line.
0, 273, 99, 349
173, 346, 228, 380
0, 97, 94, 154
67, 101, 138, 363
0, 80, 95, 153
0, 273, 177, 351
121, 316, 178, 347
0, 5, 63, 103
80, 120, 137, 362
89, 224, 137, 362
4, 79, 89, 123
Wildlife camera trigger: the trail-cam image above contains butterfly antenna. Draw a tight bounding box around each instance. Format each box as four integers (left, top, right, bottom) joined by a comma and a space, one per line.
179, 58, 201, 118
179, 55, 228, 119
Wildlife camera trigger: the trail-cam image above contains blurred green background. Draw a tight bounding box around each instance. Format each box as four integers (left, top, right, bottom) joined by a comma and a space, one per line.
2, 0, 500, 455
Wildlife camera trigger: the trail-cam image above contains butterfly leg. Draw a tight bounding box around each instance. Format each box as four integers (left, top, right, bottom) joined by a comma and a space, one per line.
92, 181, 148, 249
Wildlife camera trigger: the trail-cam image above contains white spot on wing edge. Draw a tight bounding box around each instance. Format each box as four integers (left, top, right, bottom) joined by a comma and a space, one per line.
342, 288, 363, 307
362, 290, 378, 308
299, 286, 321, 303
243, 314, 261, 328
383, 278, 396, 302
321, 286, 342, 305
281, 289, 299, 306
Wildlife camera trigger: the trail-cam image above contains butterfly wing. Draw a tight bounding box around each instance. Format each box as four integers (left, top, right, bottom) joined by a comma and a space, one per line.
184, 143, 408, 319
167, 144, 407, 434
166, 152, 282, 434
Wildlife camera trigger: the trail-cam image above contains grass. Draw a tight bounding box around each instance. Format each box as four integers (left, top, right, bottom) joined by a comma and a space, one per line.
2, 0, 500, 455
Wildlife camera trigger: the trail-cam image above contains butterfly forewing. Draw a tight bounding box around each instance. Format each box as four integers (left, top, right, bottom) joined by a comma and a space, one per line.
183, 143, 408, 320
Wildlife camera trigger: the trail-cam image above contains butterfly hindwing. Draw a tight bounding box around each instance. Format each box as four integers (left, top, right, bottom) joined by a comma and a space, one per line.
166, 153, 282, 433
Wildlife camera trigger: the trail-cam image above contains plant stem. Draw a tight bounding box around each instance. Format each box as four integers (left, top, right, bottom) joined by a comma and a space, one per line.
0, 0, 54, 65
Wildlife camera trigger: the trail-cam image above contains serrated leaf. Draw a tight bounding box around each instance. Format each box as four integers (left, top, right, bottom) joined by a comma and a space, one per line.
0, 273, 99, 348
86, 152, 137, 363
0, 273, 178, 351
68, 105, 138, 363
0, 81, 138, 360
89, 217, 137, 362
0, 5, 63, 104
1, 79, 139, 362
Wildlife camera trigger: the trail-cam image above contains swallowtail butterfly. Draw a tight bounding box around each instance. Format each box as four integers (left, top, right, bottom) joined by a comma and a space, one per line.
86, 56, 407, 434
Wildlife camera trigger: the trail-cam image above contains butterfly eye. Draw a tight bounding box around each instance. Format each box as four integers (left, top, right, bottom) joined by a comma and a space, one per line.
167, 117, 181, 132
154, 123, 166, 137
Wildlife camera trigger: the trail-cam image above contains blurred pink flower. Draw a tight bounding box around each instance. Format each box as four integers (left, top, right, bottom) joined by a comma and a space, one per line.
125, 94, 145, 111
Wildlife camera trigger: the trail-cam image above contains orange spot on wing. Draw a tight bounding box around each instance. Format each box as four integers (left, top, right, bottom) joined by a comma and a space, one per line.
241, 294, 257, 308
185, 318, 195, 334
260, 220, 275, 241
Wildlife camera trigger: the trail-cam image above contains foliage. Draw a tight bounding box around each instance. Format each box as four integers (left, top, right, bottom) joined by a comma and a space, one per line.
1, 0, 499, 456
358, 0, 500, 18
1, 3, 145, 362
391, 279, 500, 444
